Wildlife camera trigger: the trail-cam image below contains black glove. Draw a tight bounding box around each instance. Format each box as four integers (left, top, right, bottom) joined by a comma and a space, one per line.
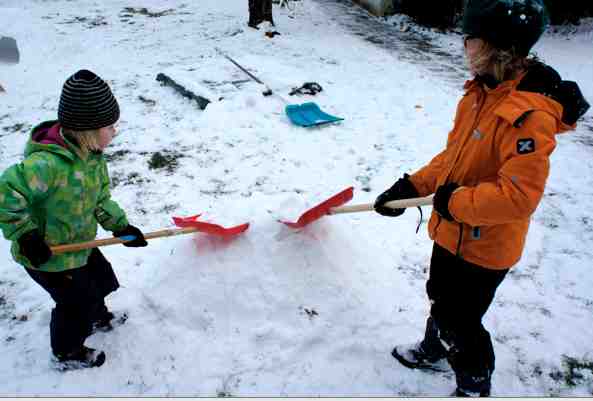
433, 182, 460, 222
17, 230, 52, 267
374, 174, 419, 217
113, 224, 148, 247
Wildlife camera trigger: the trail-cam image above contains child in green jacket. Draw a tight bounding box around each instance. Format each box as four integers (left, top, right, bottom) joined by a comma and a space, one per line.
0, 69, 147, 369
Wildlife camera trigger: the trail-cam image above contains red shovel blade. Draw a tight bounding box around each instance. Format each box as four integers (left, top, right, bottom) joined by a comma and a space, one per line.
281, 187, 354, 229
172, 214, 250, 237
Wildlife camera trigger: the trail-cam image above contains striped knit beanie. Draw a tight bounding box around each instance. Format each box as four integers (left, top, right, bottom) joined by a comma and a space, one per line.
58, 69, 120, 131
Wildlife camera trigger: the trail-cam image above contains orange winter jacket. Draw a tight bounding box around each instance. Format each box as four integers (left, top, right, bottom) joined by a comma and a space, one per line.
409, 72, 575, 269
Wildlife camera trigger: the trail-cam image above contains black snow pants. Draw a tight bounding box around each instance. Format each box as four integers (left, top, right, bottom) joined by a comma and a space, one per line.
426, 243, 508, 392
25, 248, 119, 355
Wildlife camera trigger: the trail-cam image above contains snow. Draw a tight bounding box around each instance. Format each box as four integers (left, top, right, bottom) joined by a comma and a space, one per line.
1, 0, 592, 396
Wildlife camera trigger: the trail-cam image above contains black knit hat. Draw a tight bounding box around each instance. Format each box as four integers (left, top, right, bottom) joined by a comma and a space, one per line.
58, 69, 120, 131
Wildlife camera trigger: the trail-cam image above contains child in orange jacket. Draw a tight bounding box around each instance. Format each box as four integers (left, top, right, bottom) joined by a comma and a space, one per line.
374, 0, 590, 396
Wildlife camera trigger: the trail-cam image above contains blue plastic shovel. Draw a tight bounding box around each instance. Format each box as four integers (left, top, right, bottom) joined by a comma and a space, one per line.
216, 48, 344, 128
285, 102, 343, 127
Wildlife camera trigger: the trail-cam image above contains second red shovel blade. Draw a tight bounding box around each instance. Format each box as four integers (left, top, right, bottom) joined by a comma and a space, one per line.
281, 186, 354, 229
172, 214, 250, 237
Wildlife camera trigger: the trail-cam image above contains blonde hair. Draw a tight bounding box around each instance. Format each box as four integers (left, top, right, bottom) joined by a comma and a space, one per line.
61, 127, 102, 154
467, 39, 539, 82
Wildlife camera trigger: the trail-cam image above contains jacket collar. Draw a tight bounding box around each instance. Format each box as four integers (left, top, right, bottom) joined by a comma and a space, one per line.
464, 71, 527, 94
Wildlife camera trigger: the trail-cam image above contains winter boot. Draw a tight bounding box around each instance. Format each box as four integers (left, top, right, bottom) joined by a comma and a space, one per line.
454, 376, 491, 397
452, 365, 492, 397
53, 346, 106, 371
92, 310, 128, 333
454, 386, 490, 397
447, 330, 494, 397
392, 342, 450, 372
392, 317, 449, 372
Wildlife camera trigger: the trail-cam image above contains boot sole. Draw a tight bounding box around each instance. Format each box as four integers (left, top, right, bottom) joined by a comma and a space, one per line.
53, 351, 106, 371
92, 312, 128, 334
391, 347, 449, 372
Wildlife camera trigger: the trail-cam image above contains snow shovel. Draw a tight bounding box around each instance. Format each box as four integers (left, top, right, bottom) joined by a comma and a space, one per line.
281, 187, 434, 229
0, 36, 20, 64
50, 216, 249, 254
215, 48, 344, 127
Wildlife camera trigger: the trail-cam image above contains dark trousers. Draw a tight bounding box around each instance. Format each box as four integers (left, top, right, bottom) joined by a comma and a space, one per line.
426, 243, 508, 388
25, 249, 119, 355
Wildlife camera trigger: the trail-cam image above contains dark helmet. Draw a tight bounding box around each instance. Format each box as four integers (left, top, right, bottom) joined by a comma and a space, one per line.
462, 0, 549, 56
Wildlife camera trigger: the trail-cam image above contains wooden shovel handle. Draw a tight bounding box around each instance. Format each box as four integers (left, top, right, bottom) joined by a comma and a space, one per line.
49, 226, 200, 254
328, 194, 434, 215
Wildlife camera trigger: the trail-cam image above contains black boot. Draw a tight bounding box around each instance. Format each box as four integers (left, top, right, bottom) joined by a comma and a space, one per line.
454, 387, 490, 397
454, 371, 491, 397
448, 329, 494, 397
92, 307, 128, 333
53, 346, 106, 370
392, 317, 449, 372
451, 349, 492, 397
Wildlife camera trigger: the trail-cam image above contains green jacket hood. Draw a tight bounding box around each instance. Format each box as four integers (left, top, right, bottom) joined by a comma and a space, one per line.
25, 121, 76, 161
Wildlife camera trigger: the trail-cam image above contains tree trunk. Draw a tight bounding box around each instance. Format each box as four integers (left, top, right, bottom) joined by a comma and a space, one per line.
248, 0, 263, 27
248, 0, 274, 28
263, 0, 274, 26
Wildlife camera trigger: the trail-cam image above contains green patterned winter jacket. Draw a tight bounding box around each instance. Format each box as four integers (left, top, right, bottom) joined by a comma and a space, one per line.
0, 121, 129, 272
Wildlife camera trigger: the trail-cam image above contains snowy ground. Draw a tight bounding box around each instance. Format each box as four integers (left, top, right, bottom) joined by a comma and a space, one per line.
1, 0, 592, 396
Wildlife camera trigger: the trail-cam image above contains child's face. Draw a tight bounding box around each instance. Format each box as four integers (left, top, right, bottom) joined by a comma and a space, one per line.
97, 124, 117, 150
464, 36, 487, 75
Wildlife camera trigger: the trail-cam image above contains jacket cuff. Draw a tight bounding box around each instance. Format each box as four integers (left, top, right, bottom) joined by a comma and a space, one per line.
95, 203, 129, 232
408, 174, 429, 198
